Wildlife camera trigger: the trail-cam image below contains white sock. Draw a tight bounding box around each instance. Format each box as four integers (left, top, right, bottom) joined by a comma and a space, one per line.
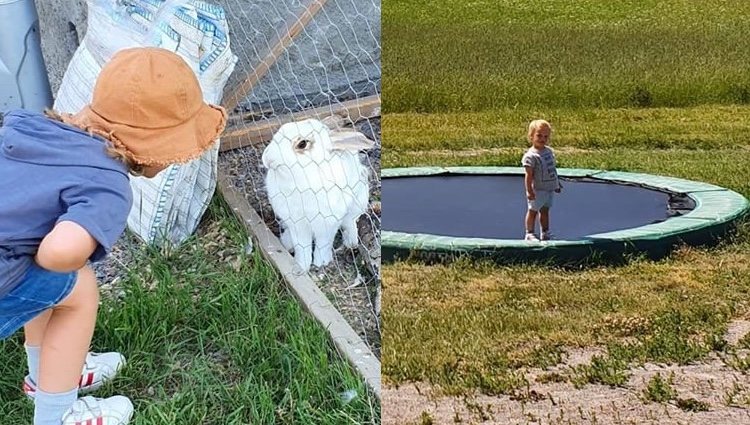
25, 344, 41, 384
34, 387, 78, 425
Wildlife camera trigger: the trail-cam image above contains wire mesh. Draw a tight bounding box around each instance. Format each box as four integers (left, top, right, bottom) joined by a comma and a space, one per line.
217, 0, 381, 359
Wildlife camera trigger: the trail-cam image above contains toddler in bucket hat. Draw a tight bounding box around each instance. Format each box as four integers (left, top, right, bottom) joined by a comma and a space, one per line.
61, 46, 228, 176
0, 47, 225, 425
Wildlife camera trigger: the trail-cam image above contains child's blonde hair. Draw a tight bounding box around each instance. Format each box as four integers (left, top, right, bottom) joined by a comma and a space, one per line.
527, 119, 552, 141
44, 109, 145, 176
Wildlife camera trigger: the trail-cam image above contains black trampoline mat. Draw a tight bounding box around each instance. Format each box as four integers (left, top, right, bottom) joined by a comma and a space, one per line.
382, 175, 673, 240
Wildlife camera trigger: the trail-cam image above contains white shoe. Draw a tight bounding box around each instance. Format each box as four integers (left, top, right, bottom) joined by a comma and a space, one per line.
62, 395, 133, 425
525, 233, 539, 242
541, 231, 553, 241
24, 352, 126, 398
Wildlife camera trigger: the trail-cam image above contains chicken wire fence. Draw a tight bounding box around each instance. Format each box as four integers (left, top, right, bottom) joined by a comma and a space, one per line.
216, 0, 381, 360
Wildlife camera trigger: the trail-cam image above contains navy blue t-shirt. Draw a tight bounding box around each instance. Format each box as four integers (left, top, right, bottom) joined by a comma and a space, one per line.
0, 110, 132, 297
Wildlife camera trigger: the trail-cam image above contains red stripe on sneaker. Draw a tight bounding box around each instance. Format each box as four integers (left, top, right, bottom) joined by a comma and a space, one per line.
22, 381, 34, 395
97, 418, 103, 425
85, 372, 94, 387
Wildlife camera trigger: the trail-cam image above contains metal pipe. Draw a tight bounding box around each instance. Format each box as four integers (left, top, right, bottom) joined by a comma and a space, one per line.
0, 0, 53, 112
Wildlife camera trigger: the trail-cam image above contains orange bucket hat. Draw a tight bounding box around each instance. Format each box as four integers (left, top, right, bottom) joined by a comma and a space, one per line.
63, 47, 227, 166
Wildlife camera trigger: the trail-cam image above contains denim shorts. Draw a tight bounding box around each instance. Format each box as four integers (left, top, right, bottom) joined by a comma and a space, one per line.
0, 263, 77, 340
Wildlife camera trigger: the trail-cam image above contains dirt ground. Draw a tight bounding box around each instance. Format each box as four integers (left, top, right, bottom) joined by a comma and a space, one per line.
383, 320, 750, 425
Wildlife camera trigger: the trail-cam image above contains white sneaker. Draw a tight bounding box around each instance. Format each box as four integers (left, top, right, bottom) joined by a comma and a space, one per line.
62, 395, 134, 425
541, 231, 553, 241
24, 352, 126, 399
525, 233, 539, 242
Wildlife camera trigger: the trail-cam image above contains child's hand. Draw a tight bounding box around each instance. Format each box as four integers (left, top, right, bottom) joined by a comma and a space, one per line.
527, 190, 536, 200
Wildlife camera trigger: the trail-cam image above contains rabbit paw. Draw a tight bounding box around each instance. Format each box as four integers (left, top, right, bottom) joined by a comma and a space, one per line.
292, 243, 313, 272
343, 234, 359, 249
313, 240, 334, 267
342, 221, 360, 249
280, 229, 294, 252
313, 250, 333, 268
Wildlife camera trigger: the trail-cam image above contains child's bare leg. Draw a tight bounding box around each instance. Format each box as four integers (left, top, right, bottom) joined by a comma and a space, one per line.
38, 265, 98, 393
25, 310, 53, 346
23, 310, 53, 385
525, 209, 538, 234
540, 208, 550, 232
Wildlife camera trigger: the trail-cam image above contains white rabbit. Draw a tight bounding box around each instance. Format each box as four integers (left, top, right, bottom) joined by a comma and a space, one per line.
262, 118, 374, 271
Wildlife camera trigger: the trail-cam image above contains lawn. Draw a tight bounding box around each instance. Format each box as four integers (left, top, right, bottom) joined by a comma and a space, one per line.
383, 106, 750, 197
382, 0, 750, 399
0, 199, 380, 424
382, 108, 750, 396
384, 0, 750, 112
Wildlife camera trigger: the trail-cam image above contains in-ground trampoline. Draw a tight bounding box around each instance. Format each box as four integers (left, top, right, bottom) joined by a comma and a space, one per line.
382, 167, 749, 263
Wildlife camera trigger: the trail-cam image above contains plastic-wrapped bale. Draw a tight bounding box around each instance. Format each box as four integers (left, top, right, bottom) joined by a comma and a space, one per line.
54, 0, 237, 245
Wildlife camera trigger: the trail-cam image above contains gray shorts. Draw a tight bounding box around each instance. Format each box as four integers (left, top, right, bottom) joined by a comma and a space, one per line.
528, 190, 554, 211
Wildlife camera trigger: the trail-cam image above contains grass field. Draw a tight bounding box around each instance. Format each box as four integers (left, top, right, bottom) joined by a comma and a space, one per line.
382, 0, 750, 401
384, 0, 750, 112
0, 199, 379, 424
383, 106, 750, 197
382, 109, 750, 396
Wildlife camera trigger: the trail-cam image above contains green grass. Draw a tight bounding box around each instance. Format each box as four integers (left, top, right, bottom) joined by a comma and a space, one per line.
382, 109, 750, 396
383, 106, 750, 153
383, 235, 750, 395
382, 106, 750, 195
384, 0, 750, 112
419, 411, 434, 425
676, 398, 711, 412
724, 382, 750, 408
0, 199, 379, 424
643, 373, 676, 404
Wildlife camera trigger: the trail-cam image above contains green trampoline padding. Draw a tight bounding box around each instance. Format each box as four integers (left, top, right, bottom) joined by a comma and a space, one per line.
382, 167, 749, 264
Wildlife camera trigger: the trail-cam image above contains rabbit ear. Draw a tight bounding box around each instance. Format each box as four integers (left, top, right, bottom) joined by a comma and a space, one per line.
329, 130, 375, 152
321, 114, 346, 131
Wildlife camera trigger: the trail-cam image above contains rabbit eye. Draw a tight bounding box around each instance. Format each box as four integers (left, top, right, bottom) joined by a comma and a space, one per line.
295, 139, 312, 150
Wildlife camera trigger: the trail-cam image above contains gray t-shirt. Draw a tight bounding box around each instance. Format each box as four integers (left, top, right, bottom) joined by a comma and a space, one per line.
521, 147, 560, 191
